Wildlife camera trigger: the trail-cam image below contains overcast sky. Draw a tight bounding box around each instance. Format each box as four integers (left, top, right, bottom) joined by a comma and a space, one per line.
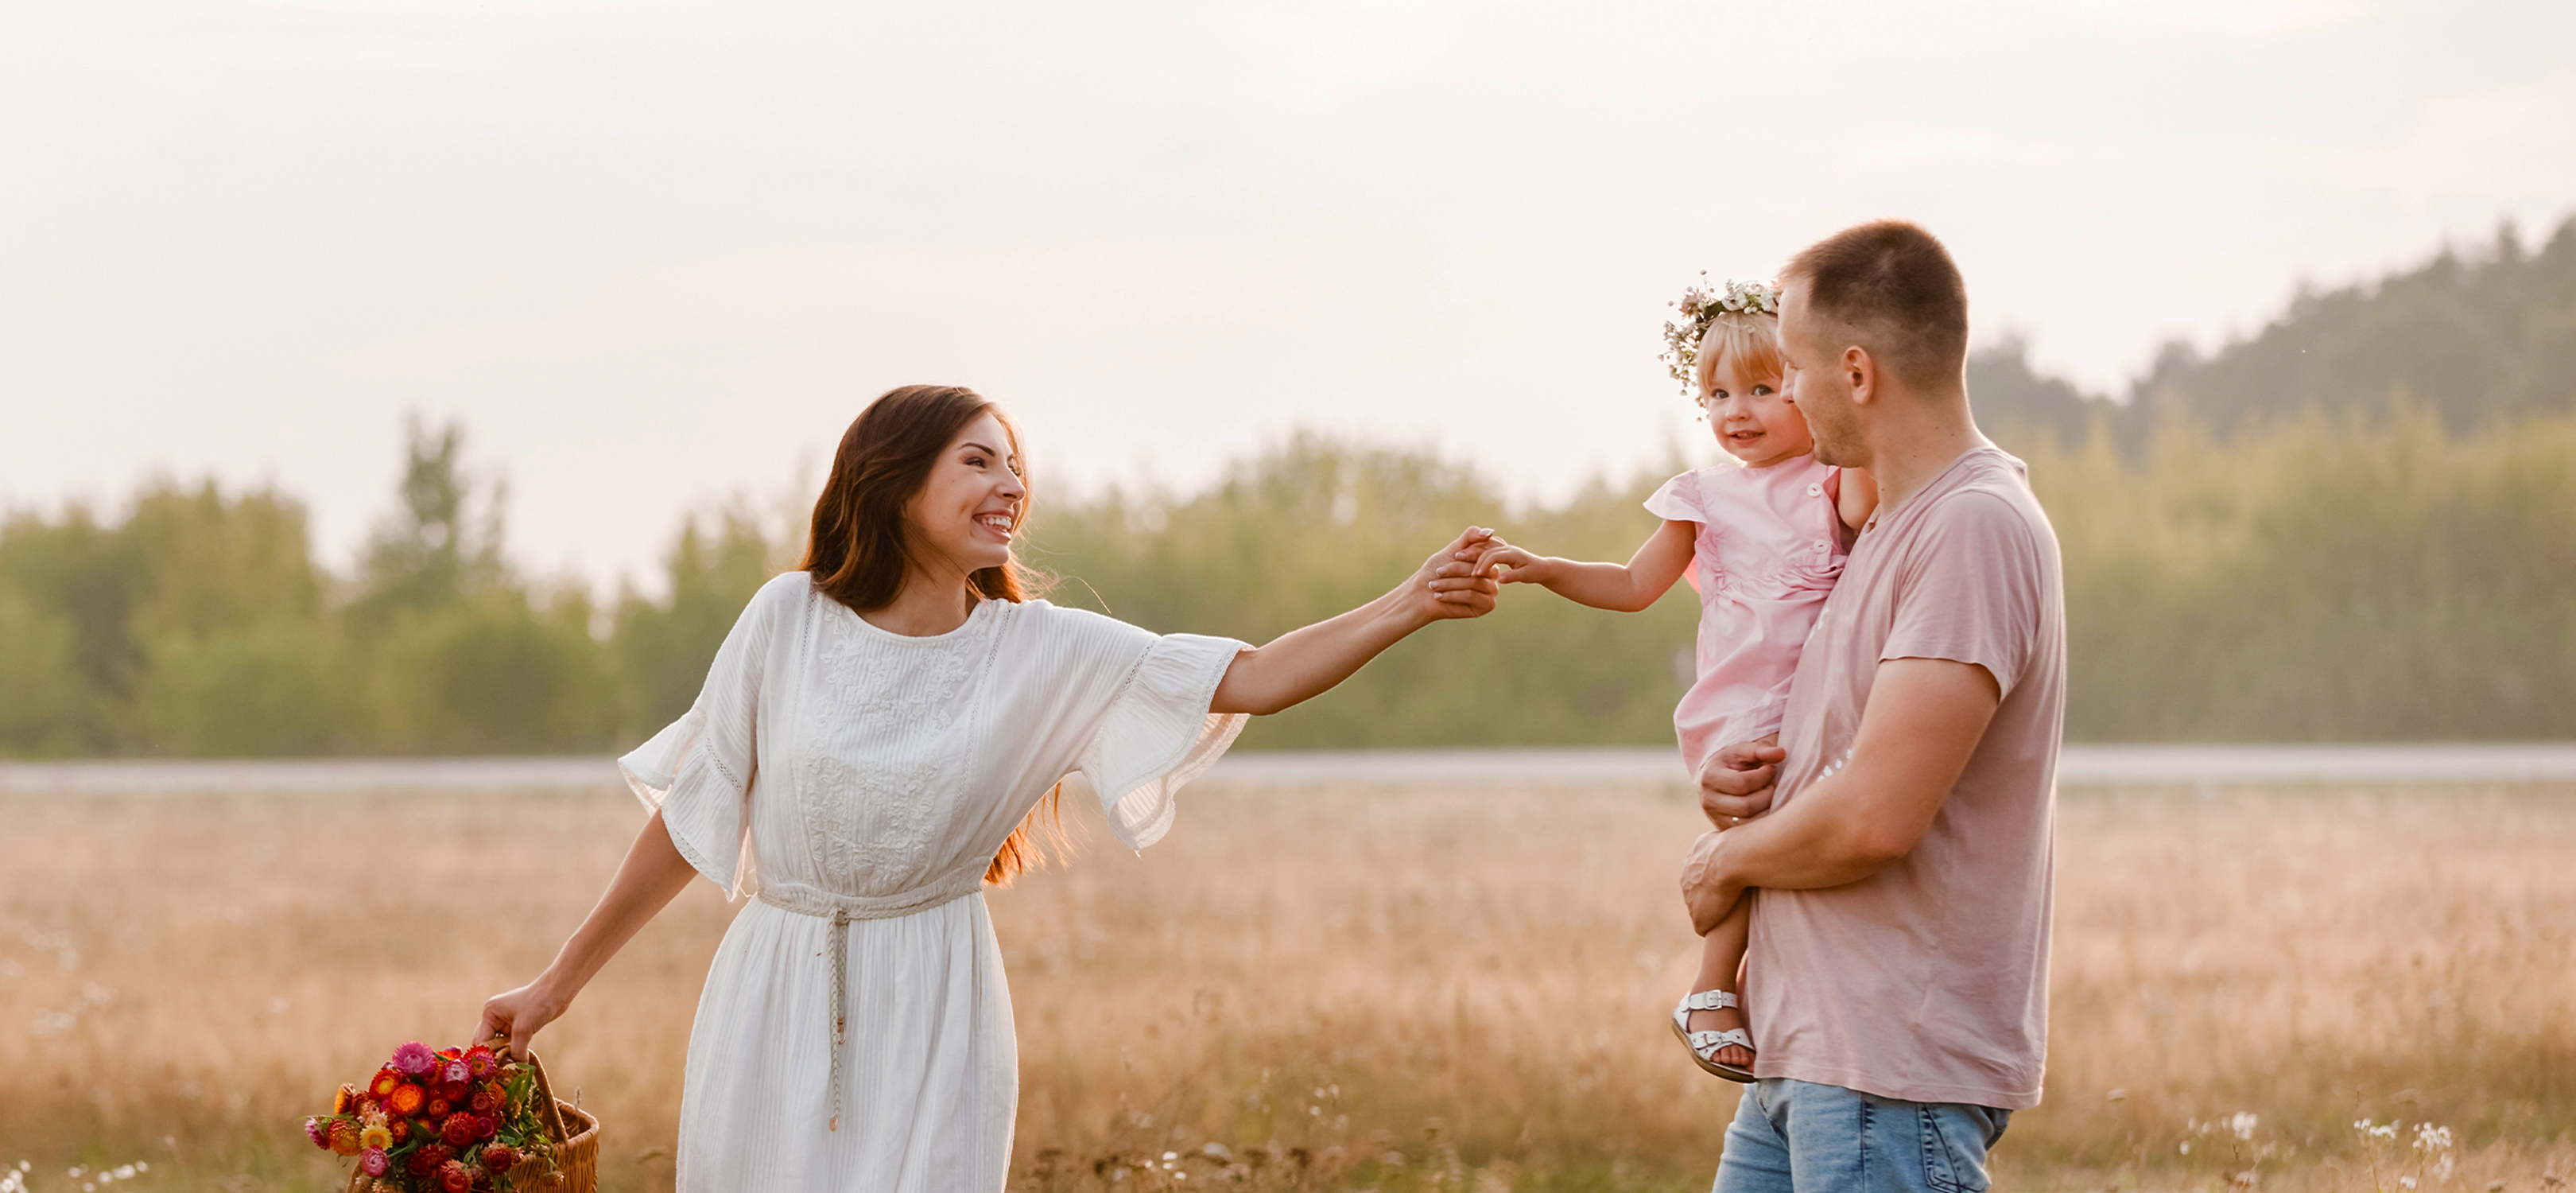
6, 0, 2571, 590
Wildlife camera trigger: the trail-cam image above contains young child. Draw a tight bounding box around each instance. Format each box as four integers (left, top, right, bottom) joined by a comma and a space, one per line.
1472, 278, 1875, 1080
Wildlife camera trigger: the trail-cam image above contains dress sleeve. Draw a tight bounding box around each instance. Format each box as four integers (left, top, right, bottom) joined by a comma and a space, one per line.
619, 575, 793, 899
1643, 469, 1702, 523
1065, 632, 1251, 850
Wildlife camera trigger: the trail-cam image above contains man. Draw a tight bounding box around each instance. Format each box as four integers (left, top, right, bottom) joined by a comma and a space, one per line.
1680, 220, 2067, 1193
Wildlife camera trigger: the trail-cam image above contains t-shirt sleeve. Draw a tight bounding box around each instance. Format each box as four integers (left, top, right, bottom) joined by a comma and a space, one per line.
1065, 632, 1251, 851
1642, 470, 1702, 523
617, 573, 795, 899
1881, 491, 2045, 701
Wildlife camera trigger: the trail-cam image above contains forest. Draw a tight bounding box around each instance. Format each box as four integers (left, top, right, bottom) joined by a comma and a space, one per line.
3, 220, 2571, 756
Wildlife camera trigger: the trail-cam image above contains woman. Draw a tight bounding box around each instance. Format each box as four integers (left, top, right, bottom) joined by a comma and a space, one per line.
477, 385, 1498, 1191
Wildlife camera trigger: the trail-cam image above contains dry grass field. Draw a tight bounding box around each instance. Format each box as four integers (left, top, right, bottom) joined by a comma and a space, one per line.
2, 770, 2570, 1192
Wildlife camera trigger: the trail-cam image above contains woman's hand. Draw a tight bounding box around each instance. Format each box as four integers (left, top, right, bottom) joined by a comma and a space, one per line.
1211, 527, 1503, 716
471, 810, 700, 1058
477, 977, 572, 1060
1406, 527, 1503, 623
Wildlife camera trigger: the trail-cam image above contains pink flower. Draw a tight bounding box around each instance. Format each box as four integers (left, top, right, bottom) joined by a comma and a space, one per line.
442, 1061, 470, 1085
462, 1046, 498, 1079
391, 1041, 437, 1075
304, 1117, 331, 1148
359, 1148, 390, 1177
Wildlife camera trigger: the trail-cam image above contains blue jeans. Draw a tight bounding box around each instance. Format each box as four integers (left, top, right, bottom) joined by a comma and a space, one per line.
1713, 1078, 2012, 1193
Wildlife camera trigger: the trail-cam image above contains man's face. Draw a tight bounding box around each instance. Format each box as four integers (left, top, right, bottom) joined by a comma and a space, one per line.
1778, 286, 1867, 468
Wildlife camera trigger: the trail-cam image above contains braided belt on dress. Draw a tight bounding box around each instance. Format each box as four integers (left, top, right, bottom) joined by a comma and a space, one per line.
755, 861, 987, 1132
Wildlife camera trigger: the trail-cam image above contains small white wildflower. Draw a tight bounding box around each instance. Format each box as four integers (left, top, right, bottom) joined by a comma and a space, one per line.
2231, 1113, 2260, 1141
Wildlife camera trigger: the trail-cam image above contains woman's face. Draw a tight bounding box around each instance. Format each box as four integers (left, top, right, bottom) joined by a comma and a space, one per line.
903, 412, 1026, 580
1700, 352, 1816, 468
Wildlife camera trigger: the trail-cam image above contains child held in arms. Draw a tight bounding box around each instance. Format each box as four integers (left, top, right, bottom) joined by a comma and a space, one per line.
1471, 278, 1876, 1080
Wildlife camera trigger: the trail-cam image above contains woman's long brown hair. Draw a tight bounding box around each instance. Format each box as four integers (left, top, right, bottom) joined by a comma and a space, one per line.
801, 384, 1064, 885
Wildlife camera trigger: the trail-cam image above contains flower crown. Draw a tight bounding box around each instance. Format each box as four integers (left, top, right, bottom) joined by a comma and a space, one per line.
1659, 276, 1782, 394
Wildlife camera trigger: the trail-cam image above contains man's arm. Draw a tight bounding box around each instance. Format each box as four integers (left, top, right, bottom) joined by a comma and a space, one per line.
1680, 657, 2001, 933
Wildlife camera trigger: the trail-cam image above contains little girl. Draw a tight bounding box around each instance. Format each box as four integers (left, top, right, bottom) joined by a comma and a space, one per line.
1472, 278, 1874, 1081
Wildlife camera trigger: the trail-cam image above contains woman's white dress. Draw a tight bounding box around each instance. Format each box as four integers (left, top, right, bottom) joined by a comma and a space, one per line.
618, 573, 1248, 1192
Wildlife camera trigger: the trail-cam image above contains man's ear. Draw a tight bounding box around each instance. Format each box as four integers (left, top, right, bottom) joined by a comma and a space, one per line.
1845, 345, 1878, 408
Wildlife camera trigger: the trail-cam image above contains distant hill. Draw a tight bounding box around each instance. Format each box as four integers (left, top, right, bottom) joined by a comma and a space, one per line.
1970, 215, 2576, 449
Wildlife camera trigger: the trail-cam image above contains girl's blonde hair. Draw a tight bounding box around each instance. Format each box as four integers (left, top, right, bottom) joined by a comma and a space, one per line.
1693, 309, 1785, 396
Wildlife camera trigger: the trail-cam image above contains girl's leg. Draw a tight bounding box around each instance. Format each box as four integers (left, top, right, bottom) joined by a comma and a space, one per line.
1689, 895, 1755, 1069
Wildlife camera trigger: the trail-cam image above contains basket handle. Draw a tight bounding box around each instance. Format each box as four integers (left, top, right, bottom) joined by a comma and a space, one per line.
487, 1036, 572, 1148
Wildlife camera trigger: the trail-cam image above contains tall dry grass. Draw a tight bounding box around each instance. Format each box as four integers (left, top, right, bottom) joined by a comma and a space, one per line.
1, 775, 2570, 1191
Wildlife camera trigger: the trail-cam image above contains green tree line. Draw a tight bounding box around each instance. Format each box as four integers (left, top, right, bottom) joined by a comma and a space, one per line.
7, 218, 2573, 756
2, 405, 2570, 757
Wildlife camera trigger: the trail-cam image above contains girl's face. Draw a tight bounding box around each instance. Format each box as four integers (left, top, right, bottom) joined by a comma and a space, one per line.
902, 412, 1027, 580
1700, 352, 1816, 467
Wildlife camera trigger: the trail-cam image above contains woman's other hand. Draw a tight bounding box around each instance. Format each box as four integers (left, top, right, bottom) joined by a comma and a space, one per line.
476, 978, 569, 1059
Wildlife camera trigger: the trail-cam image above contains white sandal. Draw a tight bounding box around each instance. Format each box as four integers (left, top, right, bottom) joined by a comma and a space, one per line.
1670, 989, 1756, 1082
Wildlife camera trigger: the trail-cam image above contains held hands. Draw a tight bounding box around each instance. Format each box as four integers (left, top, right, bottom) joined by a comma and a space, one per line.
1412, 527, 1505, 622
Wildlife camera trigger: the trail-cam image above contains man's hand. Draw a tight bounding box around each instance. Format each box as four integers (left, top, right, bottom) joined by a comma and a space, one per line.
1699, 734, 1784, 829
1679, 830, 1744, 935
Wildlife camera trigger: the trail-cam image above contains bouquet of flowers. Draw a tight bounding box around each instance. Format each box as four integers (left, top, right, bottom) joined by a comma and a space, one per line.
304, 1041, 561, 1192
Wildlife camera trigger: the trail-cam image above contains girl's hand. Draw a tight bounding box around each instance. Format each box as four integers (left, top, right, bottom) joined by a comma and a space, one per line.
1471, 541, 1551, 584
477, 977, 570, 1060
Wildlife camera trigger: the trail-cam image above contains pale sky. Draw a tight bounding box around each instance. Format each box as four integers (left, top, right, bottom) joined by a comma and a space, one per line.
6, 0, 2571, 591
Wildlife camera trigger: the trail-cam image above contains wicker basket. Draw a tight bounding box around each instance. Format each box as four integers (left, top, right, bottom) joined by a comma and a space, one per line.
348, 1048, 599, 1193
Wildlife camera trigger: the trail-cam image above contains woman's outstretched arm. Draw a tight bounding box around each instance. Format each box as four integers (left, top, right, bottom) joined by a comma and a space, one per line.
1465, 519, 1695, 613
477, 809, 700, 1056
1208, 526, 1502, 716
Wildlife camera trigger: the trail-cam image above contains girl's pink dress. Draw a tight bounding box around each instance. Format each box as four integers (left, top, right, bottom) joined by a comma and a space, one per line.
1645, 456, 1852, 775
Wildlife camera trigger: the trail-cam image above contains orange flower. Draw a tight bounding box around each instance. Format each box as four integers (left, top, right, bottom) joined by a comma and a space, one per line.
369, 1068, 403, 1100
328, 1117, 363, 1156
333, 1083, 360, 1115
387, 1082, 426, 1117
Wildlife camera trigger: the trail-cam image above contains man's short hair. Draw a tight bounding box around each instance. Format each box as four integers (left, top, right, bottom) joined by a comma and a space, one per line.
1783, 220, 1969, 392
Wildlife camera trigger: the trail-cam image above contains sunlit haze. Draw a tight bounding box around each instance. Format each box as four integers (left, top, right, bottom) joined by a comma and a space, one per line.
6, 0, 2570, 589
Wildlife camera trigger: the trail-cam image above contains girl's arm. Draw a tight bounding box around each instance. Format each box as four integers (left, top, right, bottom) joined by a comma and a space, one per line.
476, 810, 700, 1056
1466, 519, 1695, 613
1209, 526, 1502, 715
1836, 468, 1880, 531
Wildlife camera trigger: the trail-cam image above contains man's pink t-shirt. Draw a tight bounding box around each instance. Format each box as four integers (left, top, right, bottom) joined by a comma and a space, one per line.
1744, 445, 2066, 1110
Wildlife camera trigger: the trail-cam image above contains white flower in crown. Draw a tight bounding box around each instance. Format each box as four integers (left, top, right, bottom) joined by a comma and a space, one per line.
1659, 274, 1782, 391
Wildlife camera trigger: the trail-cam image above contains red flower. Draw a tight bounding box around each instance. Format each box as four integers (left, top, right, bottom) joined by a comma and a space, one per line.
476, 1115, 497, 1140
439, 1159, 474, 1193
388, 1082, 426, 1117
427, 1098, 452, 1118
409, 1144, 452, 1175
463, 1045, 498, 1079
390, 1118, 412, 1145
479, 1143, 519, 1174
440, 1113, 480, 1148
468, 1086, 496, 1114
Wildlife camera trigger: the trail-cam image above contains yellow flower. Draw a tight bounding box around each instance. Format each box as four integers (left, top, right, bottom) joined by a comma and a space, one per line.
360, 1125, 394, 1151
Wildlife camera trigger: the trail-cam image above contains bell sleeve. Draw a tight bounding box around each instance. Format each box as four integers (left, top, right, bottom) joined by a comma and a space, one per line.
1065, 632, 1251, 851
618, 575, 793, 900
